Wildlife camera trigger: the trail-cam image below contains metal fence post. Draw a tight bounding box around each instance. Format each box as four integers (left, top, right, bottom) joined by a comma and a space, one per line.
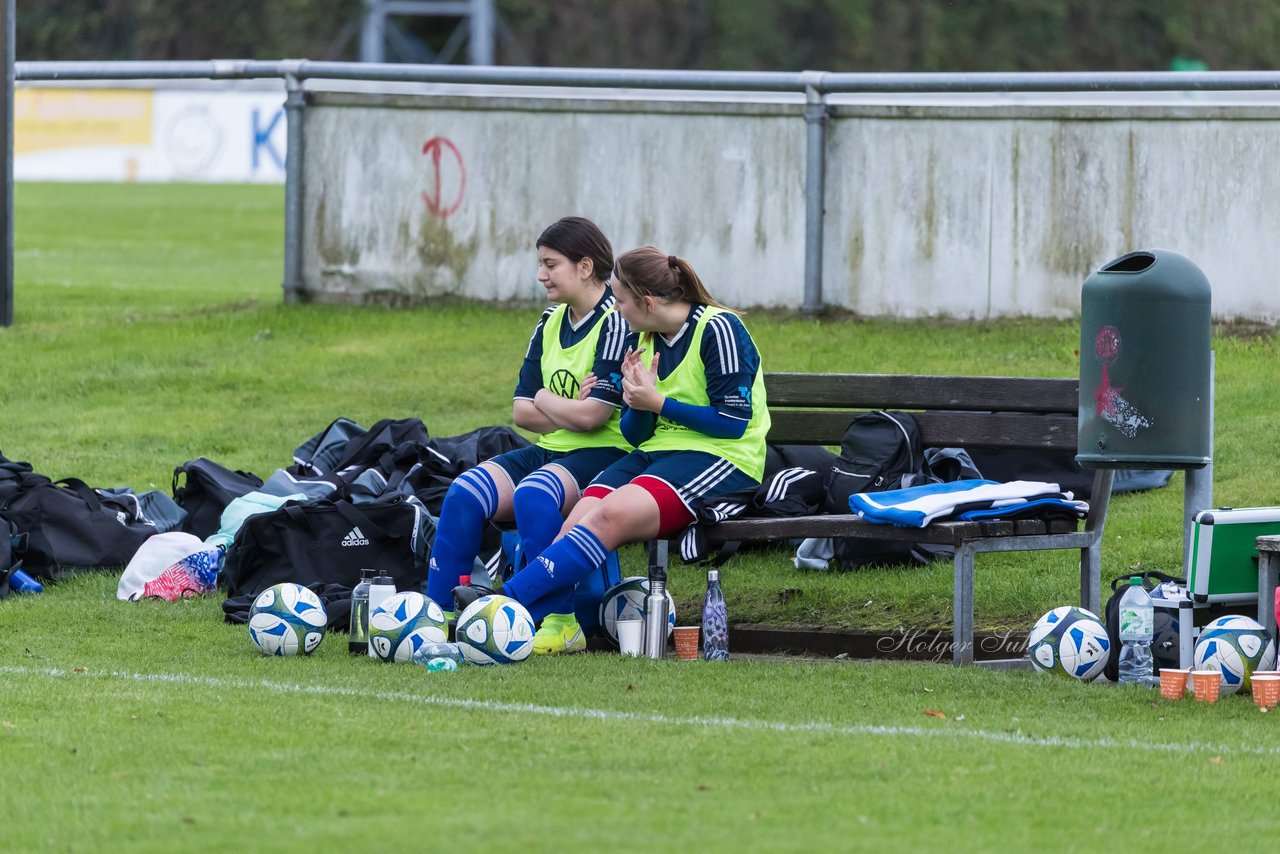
1182, 351, 1215, 571
282, 71, 306, 304
800, 72, 829, 315
469, 0, 495, 66
2, 0, 14, 327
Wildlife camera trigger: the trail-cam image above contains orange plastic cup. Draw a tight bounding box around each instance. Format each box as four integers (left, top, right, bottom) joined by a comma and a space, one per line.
673, 626, 701, 660
1159, 668, 1190, 700
1251, 672, 1280, 709
1191, 669, 1222, 704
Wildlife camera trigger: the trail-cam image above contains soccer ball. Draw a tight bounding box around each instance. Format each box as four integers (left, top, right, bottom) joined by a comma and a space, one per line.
248, 582, 327, 656
1193, 615, 1276, 695
369, 591, 449, 663
599, 577, 675, 648
1027, 606, 1110, 681
455, 595, 536, 665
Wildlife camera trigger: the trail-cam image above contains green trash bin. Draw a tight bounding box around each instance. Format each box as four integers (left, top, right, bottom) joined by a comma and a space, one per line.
1077, 249, 1211, 470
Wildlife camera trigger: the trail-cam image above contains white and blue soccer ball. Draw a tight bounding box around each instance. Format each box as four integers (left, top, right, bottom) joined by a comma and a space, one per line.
455, 594, 536, 665
369, 591, 449, 663
1027, 606, 1110, 681
248, 582, 327, 656
600, 576, 675, 648
1193, 615, 1276, 695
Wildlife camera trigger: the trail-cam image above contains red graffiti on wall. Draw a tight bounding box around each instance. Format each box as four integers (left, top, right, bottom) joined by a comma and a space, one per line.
421, 136, 466, 218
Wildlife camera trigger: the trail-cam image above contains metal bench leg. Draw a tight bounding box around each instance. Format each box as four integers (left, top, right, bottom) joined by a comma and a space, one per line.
1080, 540, 1102, 617
1258, 551, 1278, 640
953, 544, 977, 666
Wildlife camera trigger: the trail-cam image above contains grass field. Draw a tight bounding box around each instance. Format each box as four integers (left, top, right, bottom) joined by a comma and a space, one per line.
4, 183, 1280, 852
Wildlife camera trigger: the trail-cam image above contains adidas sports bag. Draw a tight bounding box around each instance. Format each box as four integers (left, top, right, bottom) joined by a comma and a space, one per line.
221, 494, 432, 599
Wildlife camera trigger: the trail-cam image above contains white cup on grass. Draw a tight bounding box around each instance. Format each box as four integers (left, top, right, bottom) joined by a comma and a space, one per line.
617, 618, 643, 657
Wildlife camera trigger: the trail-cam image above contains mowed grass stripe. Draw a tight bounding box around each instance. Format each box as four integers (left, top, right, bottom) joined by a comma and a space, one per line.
5, 664, 1279, 759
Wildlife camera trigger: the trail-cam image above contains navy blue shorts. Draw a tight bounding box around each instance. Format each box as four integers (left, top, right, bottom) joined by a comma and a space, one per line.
488, 444, 628, 495
585, 450, 759, 518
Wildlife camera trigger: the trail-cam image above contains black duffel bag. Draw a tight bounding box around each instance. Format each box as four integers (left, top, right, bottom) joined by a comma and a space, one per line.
172, 458, 264, 539
0, 515, 19, 599
0, 477, 157, 577
221, 493, 433, 602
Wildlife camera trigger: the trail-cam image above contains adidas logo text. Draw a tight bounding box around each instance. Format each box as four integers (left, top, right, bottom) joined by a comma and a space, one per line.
341, 526, 370, 547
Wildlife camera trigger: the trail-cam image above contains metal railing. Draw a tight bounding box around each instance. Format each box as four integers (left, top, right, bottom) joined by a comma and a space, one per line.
14, 60, 1280, 313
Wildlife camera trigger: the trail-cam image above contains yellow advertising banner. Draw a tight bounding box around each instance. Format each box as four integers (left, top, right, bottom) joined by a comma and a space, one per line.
14, 88, 154, 154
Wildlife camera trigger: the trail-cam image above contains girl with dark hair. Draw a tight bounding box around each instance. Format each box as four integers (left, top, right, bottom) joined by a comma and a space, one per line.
454, 246, 769, 653
425, 217, 630, 653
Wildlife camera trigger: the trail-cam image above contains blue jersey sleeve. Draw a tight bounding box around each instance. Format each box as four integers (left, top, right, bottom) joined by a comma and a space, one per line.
620, 408, 656, 446
699, 313, 760, 421
659, 397, 748, 439
513, 307, 556, 401
586, 311, 628, 409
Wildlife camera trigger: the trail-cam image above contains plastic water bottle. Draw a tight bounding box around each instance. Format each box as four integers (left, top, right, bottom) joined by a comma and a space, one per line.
447, 573, 473, 642
1117, 576, 1156, 686
9, 568, 44, 595
347, 568, 373, 655
702, 569, 729, 661
366, 569, 396, 658
411, 641, 467, 670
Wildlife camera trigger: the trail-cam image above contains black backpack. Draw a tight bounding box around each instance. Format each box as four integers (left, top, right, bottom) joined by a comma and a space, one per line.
0, 477, 158, 576
287, 417, 368, 477
0, 516, 18, 599
172, 458, 264, 539
328, 418, 431, 473
1103, 569, 1184, 683
825, 411, 924, 513
824, 412, 970, 569
1, 452, 39, 505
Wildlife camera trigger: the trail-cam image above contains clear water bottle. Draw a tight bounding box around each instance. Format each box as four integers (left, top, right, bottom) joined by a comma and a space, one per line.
411, 641, 467, 669
702, 569, 729, 661
347, 568, 373, 655
366, 569, 396, 658
1117, 576, 1156, 686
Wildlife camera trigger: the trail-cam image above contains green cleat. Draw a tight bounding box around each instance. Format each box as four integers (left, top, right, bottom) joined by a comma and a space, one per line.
533, 613, 587, 655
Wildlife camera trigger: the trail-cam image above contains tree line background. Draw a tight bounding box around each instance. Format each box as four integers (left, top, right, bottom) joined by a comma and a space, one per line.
15, 0, 1280, 71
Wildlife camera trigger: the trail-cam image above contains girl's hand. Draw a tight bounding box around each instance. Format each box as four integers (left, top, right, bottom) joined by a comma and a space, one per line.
621, 346, 646, 380
578, 373, 599, 400
622, 351, 663, 412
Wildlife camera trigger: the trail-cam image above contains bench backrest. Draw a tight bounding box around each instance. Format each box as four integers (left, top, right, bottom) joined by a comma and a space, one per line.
762, 373, 1079, 451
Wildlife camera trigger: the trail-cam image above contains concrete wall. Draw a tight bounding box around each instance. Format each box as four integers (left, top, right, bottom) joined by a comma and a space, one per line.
301, 92, 805, 308
828, 103, 1280, 321
300, 91, 1280, 321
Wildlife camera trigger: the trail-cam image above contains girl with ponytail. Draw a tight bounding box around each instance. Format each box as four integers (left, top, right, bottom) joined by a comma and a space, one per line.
454, 246, 769, 654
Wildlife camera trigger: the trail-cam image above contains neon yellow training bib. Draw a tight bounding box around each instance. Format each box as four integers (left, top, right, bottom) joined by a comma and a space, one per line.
640, 306, 769, 481
537, 303, 628, 453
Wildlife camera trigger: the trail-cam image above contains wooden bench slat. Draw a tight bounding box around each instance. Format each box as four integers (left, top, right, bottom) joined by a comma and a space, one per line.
763, 373, 1078, 413
766, 410, 1078, 450
703, 516, 1038, 547
704, 514, 1081, 545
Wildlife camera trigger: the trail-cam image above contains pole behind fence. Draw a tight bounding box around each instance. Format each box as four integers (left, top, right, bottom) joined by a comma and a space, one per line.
2, 0, 15, 327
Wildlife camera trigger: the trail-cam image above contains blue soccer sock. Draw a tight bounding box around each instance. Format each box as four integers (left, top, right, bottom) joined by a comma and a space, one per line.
425, 467, 500, 608
503, 524, 608, 612
512, 468, 567, 570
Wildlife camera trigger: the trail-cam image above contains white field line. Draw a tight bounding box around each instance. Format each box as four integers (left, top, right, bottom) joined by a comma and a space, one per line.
4, 664, 1279, 758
